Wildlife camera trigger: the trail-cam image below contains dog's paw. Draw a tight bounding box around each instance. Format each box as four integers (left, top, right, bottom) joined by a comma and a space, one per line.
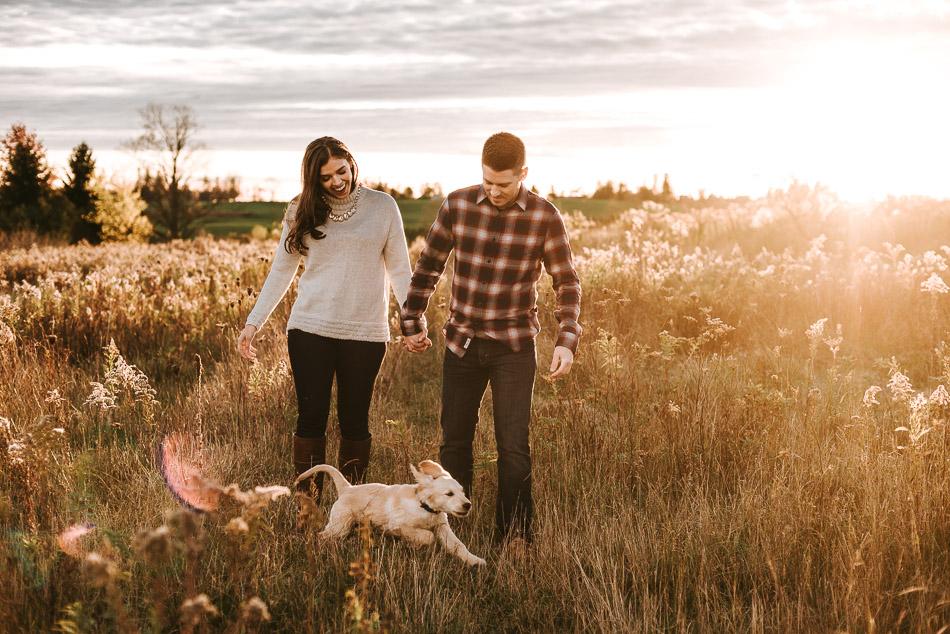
470, 556, 487, 566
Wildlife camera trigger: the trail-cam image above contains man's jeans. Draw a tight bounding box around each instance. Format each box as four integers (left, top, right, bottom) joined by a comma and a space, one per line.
439, 337, 537, 540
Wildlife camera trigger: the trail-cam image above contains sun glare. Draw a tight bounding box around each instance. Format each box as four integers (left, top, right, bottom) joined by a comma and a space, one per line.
774, 37, 950, 199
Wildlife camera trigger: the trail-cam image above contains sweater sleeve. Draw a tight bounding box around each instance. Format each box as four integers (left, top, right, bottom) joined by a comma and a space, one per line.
383, 199, 412, 311
245, 202, 304, 330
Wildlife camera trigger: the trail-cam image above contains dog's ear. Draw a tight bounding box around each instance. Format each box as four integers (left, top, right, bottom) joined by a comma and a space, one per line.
417, 460, 451, 479
409, 463, 427, 483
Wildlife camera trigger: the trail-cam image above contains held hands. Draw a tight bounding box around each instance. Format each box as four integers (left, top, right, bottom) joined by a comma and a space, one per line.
549, 345, 574, 379
238, 324, 258, 360
403, 326, 432, 354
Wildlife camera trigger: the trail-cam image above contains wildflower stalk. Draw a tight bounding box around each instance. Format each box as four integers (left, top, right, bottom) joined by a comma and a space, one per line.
344, 519, 383, 632
921, 273, 949, 378
806, 317, 828, 386
195, 354, 205, 472
824, 323, 843, 383
132, 525, 175, 630
82, 553, 137, 633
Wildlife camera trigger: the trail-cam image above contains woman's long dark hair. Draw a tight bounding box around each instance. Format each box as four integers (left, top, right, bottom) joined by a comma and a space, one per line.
284, 136, 359, 255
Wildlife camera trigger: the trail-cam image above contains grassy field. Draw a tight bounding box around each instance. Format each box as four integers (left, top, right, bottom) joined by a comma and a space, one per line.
4, 187, 950, 631
200, 201, 288, 237
200, 197, 621, 238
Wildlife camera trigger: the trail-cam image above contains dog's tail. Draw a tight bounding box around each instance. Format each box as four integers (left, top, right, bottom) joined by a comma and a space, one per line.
294, 464, 351, 495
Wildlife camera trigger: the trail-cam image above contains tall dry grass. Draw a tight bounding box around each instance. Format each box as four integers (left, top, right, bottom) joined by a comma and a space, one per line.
3, 187, 950, 631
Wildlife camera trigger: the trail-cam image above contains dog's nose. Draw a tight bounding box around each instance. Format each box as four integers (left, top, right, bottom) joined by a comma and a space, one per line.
462, 502, 471, 511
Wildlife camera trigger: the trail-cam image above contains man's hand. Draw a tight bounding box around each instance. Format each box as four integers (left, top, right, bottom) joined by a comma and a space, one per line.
549, 346, 574, 378
403, 327, 432, 354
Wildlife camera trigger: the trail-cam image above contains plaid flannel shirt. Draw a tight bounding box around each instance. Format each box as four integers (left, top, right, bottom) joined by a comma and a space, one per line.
400, 184, 582, 357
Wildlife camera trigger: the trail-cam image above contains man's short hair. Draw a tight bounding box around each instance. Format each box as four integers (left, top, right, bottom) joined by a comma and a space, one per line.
482, 132, 525, 172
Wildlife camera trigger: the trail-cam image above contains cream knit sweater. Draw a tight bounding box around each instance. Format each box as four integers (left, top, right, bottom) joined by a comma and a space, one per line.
245, 186, 412, 342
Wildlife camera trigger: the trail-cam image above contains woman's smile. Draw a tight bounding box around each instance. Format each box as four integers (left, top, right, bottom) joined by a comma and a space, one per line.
321, 156, 354, 198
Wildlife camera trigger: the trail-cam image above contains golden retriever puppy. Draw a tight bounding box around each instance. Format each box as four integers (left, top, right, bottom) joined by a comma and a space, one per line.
296, 460, 486, 566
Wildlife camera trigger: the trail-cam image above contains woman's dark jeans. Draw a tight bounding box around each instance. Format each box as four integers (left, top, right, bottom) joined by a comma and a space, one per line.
287, 329, 386, 442
439, 337, 537, 541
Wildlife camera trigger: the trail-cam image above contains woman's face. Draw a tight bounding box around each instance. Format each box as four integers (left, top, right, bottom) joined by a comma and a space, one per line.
320, 156, 353, 198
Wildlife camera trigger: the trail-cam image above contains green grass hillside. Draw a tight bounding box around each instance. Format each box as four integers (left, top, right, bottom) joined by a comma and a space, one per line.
199, 201, 287, 237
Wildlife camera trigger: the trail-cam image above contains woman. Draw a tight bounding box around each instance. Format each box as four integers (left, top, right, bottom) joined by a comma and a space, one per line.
238, 137, 411, 501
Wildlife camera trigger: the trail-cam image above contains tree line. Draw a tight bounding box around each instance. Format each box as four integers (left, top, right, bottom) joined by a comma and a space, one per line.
0, 104, 241, 244
0, 125, 151, 244
590, 173, 675, 204
2, 102, 723, 245
365, 180, 444, 201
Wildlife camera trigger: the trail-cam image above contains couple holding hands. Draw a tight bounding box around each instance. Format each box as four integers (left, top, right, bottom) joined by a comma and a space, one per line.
237, 132, 582, 544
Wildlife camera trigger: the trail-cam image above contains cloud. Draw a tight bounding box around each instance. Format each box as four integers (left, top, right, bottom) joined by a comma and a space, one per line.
2, 0, 949, 197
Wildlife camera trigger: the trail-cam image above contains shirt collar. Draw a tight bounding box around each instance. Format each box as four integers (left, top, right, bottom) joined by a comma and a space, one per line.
477, 184, 528, 212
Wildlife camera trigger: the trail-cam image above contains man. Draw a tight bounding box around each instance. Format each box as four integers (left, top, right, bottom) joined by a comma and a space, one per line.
401, 132, 582, 544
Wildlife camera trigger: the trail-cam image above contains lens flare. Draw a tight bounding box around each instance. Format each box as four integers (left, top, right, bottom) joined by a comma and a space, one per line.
56, 522, 97, 557
157, 434, 222, 513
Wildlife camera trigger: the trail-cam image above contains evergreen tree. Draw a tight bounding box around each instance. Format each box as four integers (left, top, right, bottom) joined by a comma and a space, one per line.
0, 123, 61, 234
661, 173, 674, 202
63, 141, 101, 243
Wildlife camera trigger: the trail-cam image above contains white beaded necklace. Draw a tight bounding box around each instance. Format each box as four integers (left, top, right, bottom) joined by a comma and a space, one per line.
325, 184, 362, 222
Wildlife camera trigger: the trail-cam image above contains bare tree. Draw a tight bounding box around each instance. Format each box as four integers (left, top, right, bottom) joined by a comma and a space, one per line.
122, 104, 208, 239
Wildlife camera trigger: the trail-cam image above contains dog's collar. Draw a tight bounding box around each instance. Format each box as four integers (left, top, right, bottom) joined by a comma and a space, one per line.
419, 501, 438, 514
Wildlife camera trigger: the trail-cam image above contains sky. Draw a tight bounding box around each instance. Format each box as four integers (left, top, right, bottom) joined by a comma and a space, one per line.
1, 0, 949, 202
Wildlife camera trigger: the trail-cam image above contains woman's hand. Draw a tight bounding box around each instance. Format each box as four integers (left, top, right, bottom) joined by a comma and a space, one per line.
238, 324, 258, 360
403, 326, 432, 354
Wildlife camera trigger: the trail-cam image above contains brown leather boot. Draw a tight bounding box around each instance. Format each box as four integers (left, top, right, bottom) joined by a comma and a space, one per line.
338, 436, 372, 485
293, 434, 327, 500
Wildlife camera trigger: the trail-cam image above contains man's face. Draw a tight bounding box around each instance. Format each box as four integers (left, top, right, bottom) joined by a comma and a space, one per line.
482, 164, 527, 209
